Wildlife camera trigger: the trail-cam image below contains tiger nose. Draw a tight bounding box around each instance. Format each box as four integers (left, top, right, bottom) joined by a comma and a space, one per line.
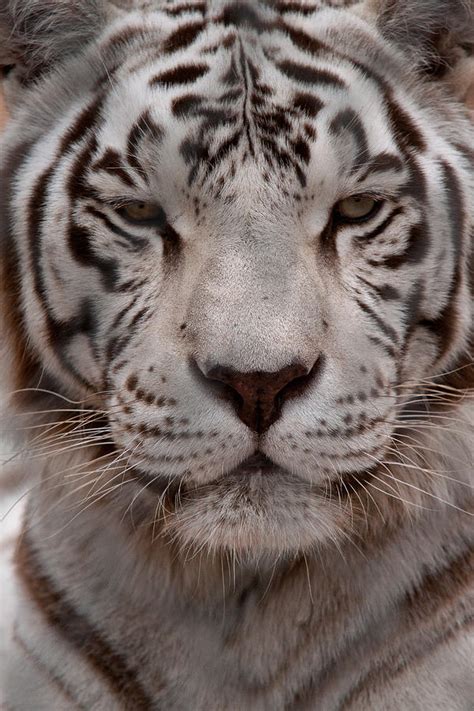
201, 358, 323, 434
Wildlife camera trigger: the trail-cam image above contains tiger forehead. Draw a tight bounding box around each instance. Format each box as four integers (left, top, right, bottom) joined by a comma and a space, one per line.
96, 2, 392, 192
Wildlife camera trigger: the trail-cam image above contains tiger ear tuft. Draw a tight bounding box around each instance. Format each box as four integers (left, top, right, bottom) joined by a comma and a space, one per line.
367, 0, 474, 77
0, 0, 107, 84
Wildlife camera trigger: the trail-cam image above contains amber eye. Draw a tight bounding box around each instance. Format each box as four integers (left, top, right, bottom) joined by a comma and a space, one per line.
335, 195, 381, 222
119, 202, 163, 224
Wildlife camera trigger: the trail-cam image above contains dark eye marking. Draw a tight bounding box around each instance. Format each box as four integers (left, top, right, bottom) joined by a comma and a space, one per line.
352, 206, 404, 241
85, 206, 148, 251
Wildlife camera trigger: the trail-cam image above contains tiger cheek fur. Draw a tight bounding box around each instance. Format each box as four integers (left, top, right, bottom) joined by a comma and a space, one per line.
0, 1, 473, 710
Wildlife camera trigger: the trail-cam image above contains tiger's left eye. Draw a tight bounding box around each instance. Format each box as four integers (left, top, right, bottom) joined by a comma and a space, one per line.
335, 195, 381, 222
119, 202, 163, 223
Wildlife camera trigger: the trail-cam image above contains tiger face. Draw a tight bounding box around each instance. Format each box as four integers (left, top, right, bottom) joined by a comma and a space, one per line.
1, 0, 473, 557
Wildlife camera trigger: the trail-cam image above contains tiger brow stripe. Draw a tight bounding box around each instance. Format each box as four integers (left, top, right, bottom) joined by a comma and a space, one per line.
276, 60, 346, 88
163, 20, 206, 54
16, 536, 157, 709
149, 63, 209, 87
357, 153, 404, 183
92, 149, 137, 188
277, 21, 328, 55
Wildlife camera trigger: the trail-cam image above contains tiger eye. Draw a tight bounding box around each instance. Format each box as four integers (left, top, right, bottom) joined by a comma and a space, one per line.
121, 202, 162, 222
336, 195, 379, 221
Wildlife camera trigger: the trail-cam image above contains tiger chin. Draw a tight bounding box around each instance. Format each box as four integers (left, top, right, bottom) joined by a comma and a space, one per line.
1, 0, 473, 709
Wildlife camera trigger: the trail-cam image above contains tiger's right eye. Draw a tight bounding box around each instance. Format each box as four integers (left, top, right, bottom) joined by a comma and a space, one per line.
119, 202, 163, 224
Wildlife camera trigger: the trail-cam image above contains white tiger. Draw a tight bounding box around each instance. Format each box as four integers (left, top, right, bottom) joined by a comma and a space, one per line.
0, 0, 473, 709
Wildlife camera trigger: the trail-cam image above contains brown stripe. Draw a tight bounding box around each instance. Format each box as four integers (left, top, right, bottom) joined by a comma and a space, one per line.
13, 629, 85, 710
16, 535, 158, 710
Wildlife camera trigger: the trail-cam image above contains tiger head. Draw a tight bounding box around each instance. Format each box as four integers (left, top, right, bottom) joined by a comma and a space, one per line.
1, 0, 473, 559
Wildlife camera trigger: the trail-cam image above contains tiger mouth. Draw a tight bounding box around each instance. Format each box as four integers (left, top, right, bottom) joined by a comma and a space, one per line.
130, 449, 374, 504
230, 452, 284, 476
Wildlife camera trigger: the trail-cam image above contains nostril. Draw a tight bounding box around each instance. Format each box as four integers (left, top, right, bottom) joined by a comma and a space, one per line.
192, 356, 325, 434
278, 354, 325, 402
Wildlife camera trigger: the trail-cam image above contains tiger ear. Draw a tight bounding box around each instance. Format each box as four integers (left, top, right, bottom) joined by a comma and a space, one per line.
0, 0, 107, 85
366, 0, 474, 78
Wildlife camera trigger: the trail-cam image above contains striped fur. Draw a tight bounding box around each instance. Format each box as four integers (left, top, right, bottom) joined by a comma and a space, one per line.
0, 1, 473, 708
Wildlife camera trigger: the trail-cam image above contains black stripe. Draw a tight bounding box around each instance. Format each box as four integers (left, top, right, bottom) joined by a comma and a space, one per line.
277, 60, 345, 88
293, 92, 324, 118
386, 96, 426, 154
418, 161, 466, 359
163, 20, 206, 53
356, 298, 399, 345
92, 149, 137, 188
28, 101, 103, 386
368, 222, 429, 270
356, 277, 400, 302
354, 207, 404, 244
149, 63, 209, 87
68, 222, 119, 291
172, 93, 203, 117
126, 110, 163, 177
357, 152, 404, 183
85, 206, 148, 252
106, 307, 149, 363
27, 166, 96, 384
278, 21, 327, 55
